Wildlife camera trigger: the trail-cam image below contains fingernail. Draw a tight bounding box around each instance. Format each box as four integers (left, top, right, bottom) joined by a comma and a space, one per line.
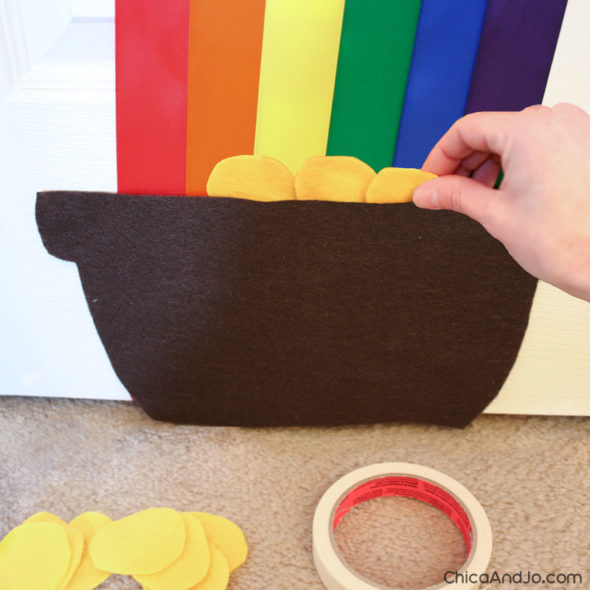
414, 188, 439, 209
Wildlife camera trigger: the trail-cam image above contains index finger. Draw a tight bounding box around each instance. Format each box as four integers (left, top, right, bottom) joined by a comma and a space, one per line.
421, 111, 519, 176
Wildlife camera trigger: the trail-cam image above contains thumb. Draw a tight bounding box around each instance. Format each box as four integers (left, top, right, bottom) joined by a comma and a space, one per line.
413, 175, 505, 229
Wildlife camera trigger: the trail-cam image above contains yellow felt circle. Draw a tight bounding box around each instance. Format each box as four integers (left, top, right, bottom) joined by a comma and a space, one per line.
0, 522, 71, 590
23, 511, 67, 526
89, 507, 186, 575
69, 511, 112, 538
55, 524, 84, 590
66, 512, 112, 590
134, 513, 211, 590
187, 545, 230, 590
207, 155, 295, 201
295, 156, 376, 202
366, 167, 438, 203
189, 512, 248, 572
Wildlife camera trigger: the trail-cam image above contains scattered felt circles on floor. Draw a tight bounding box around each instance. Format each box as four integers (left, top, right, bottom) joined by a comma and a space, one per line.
23, 511, 68, 527
57, 525, 84, 590
189, 511, 248, 572
89, 508, 187, 576
133, 513, 211, 590
0, 508, 248, 590
66, 512, 112, 590
0, 522, 71, 590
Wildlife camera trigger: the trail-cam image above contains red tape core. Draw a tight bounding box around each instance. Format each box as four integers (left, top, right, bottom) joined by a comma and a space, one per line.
333, 476, 473, 555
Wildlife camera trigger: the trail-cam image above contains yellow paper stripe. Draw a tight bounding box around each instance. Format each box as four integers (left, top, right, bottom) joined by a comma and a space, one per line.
254, 0, 345, 174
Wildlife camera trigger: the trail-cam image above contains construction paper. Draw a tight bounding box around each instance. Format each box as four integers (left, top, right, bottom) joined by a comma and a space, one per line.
56, 525, 84, 590
135, 514, 210, 590
393, 0, 488, 168
294, 156, 375, 202
366, 168, 437, 204
184, 0, 266, 195
89, 508, 186, 575
0, 522, 70, 590
207, 156, 295, 201
36, 191, 537, 428
116, 0, 190, 194
326, 0, 421, 172
254, 0, 346, 173
187, 546, 229, 590
67, 512, 112, 590
465, 0, 567, 113
189, 513, 248, 572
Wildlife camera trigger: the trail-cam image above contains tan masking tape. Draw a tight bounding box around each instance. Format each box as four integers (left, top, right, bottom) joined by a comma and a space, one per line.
313, 463, 493, 590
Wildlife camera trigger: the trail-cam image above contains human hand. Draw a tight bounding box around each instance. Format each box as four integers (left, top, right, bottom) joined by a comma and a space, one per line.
413, 103, 590, 301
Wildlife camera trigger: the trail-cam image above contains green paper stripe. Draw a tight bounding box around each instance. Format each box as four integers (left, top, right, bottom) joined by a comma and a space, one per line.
326, 0, 422, 171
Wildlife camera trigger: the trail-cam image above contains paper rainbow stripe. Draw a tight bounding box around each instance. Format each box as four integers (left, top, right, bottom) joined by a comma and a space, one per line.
116, 0, 568, 196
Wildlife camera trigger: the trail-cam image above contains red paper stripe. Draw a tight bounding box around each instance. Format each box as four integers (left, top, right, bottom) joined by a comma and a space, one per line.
116, 0, 190, 195
185, 0, 266, 196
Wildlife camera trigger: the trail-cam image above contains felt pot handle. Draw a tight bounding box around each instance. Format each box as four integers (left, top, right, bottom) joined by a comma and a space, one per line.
36, 191, 105, 262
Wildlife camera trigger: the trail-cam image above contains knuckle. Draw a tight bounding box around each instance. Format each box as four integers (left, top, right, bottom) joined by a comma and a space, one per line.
520, 104, 552, 123
553, 101, 590, 121
522, 104, 549, 113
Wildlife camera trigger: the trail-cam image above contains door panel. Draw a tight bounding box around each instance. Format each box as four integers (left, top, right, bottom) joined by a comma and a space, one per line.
1, 0, 590, 415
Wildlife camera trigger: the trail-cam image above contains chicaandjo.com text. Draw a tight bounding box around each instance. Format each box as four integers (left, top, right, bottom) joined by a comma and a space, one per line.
444, 570, 583, 586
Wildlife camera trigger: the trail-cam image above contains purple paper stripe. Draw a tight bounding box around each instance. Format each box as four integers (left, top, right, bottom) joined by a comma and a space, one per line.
465, 0, 568, 113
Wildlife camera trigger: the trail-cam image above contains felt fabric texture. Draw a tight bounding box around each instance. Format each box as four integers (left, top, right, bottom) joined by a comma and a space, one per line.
189, 546, 229, 590
393, 0, 488, 169
0, 398, 588, 589
366, 168, 437, 204
0, 522, 71, 590
89, 508, 186, 575
67, 513, 112, 590
132, 513, 211, 589
59, 525, 85, 590
254, 0, 345, 174
326, 0, 422, 172
115, 0, 190, 195
206, 156, 295, 201
465, 0, 567, 113
36, 191, 537, 429
294, 156, 375, 202
189, 513, 248, 572
184, 0, 266, 196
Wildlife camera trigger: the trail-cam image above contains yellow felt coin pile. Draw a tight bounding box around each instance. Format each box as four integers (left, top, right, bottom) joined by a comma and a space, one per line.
207, 154, 295, 201
206, 154, 437, 203
0, 508, 248, 590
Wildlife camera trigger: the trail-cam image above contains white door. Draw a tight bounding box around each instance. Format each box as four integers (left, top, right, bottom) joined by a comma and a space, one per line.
1, 0, 590, 414
0, 0, 130, 400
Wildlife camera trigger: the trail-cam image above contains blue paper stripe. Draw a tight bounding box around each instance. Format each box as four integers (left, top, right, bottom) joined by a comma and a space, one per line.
393, 0, 488, 168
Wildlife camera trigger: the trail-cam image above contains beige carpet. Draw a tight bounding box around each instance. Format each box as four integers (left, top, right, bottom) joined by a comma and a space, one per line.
0, 396, 588, 590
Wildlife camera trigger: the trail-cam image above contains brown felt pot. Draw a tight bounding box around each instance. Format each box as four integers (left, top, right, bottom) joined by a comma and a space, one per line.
36, 191, 537, 428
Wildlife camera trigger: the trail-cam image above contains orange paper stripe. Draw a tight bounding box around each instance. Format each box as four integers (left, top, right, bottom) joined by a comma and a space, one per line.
185, 0, 266, 195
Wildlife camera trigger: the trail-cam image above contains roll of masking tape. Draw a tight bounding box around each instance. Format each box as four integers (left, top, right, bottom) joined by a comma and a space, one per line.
313, 463, 492, 590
